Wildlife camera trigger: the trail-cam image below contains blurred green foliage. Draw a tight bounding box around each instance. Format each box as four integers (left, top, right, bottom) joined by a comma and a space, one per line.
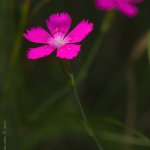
0, 0, 150, 150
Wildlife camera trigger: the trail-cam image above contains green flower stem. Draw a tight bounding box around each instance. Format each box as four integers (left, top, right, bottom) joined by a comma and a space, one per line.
72, 84, 104, 150
60, 59, 104, 150
59, 11, 116, 150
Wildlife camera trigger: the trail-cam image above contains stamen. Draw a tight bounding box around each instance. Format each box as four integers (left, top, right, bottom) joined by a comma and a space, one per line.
49, 34, 67, 47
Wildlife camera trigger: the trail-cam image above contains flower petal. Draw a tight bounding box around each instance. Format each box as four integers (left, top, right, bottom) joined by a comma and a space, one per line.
66, 20, 93, 43
46, 12, 72, 37
56, 44, 81, 60
23, 26, 52, 44
117, 0, 138, 17
27, 45, 56, 60
95, 0, 115, 10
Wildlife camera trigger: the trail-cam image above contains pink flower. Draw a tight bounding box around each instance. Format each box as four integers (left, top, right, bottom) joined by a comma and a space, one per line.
23, 12, 94, 60
95, 0, 143, 17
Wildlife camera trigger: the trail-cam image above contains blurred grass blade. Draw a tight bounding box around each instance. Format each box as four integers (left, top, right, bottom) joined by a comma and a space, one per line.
77, 11, 115, 84
10, 0, 30, 70
29, 86, 69, 120
3, 0, 31, 107
31, 0, 52, 16
100, 130, 150, 147
147, 30, 150, 64
100, 116, 150, 144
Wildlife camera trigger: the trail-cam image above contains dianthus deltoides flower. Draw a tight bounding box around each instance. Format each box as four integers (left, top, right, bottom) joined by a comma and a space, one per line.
23, 12, 94, 60
95, 0, 143, 17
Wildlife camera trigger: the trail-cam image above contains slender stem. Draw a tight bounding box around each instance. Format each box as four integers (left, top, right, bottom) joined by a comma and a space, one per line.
59, 59, 104, 150
59, 12, 115, 149
71, 85, 104, 150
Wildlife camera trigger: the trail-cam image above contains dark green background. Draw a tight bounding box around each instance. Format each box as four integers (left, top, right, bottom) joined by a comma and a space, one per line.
0, 0, 150, 150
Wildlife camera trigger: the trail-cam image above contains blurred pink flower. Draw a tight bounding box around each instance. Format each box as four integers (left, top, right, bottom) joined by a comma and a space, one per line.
95, 0, 143, 17
23, 12, 93, 60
